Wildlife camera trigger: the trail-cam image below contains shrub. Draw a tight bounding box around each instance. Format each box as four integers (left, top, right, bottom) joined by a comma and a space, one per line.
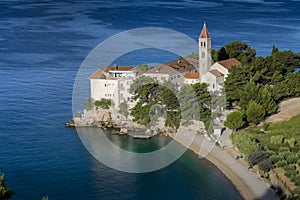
279, 147, 290, 152
287, 155, 299, 164
294, 186, 300, 196
258, 159, 273, 172
270, 135, 284, 145
248, 151, 271, 165
269, 154, 284, 164
285, 170, 297, 179
297, 159, 300, 166
95, 98, 112, 109
285, 138, 296, 148
294, 175, 300, 186
280, 151, 293, 159
276, 160, 288, 167
284, 164, 296, 171
84, 97, 94, 110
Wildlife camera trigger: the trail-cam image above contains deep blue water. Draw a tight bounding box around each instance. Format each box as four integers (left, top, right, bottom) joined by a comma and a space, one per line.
1, 0, 299, 199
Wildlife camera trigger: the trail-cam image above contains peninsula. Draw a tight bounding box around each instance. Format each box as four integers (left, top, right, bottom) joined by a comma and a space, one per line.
70, 22, 300, 200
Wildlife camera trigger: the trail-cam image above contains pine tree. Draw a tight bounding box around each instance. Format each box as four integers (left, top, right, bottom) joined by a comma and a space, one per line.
246, 100, 266, 125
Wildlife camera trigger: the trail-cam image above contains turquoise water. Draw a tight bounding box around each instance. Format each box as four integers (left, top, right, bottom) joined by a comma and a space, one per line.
1, 0, 299, 199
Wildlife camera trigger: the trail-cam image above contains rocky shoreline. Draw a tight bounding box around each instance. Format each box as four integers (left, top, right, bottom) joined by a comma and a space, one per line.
66, 107, 179, 137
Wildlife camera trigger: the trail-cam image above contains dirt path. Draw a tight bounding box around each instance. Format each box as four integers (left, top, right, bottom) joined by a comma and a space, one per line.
265, 97, 300, 124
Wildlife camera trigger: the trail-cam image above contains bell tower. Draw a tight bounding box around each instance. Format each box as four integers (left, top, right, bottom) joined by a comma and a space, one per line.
199, 22, 212, 77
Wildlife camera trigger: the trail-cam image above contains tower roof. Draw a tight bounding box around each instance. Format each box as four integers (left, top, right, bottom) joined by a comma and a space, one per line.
199, 22, 210, 39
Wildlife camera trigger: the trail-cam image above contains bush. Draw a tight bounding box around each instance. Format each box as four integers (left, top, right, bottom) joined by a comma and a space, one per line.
248, 151, 271, 165
84, 97, 94, 110
297, 159, 300, 166
294, 175, 300, 186
258, 159, 273, 172
285, 138, 296, 148
294, 186, 300, 196
285, 170, 297, 179
269, 154, 284, 164
95, 98, 112, 109
280, 151, 293, 159
287, 155, 299, 164
0, 173, 14, 199
276, 160, 288, 168
270, 135, 284, 145
279, 147, 290, 153
284, 164, 296, 171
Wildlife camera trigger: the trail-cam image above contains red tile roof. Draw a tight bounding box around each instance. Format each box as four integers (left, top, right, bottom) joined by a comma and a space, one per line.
199, 22, 210, 39
89, 66, 135, 79
217, 58, 241, 70
145, 64, 179, 74
164, 58, 196, 73
184, 72, 200, 79
105, 66, 135, 71
209, 70, 224, 77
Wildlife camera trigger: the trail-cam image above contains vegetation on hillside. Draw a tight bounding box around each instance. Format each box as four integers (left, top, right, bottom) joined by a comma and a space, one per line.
219, 41, 300, 197
0, 173, 14, 200
222, 42, 300, 127
231, 115, 300, 197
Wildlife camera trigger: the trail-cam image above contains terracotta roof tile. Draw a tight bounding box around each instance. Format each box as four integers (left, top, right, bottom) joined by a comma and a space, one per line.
199, 22, 210, 39
164, 58, 196, 73
184, 72, 200, 79
89, 68, 105, 79
105, 66, 135, 72
145, 64, 180, 74
209, 70, 224, 77
89, 66, 135, 79
217, 58, 241, 70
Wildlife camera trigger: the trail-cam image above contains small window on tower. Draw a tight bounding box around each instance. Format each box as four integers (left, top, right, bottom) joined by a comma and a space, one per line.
201, 42, 203, 46
204, 42, 206, 47
201, 52, 205, 58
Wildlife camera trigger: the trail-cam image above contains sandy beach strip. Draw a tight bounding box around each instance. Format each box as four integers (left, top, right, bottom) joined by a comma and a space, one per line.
170, 132, 278, 200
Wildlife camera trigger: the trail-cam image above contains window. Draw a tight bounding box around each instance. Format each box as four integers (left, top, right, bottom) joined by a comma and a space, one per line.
201, 52, 205, 58
127, 97, 130, 101
201, 42, 203, 46
204, 42, 206, 47
177, 75, 180, 78
213, 84, 215, 89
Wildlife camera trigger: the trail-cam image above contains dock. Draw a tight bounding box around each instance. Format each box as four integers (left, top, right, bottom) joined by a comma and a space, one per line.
127, 132, 154, 139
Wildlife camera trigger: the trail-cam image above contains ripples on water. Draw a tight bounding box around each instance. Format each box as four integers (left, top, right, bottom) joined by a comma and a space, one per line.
1, 0, 299, 199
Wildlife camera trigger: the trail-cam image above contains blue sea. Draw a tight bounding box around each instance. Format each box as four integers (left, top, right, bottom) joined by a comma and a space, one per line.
1, 0, 299, 199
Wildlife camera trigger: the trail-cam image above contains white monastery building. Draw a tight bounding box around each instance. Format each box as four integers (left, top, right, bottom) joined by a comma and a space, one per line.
89, 22, 243, 112
89, 66, 139, 108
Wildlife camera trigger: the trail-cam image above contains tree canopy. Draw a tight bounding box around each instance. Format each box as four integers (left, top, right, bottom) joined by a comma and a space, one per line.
0, 173, 14, 200
224, 111, 245, 131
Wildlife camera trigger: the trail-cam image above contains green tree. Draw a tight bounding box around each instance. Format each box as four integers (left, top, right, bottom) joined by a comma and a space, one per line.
238, 79, 259, 110
224, 66, 249, 106
95, 98, 112, 109
119, 101, 129, 119
192, 82, 212, 121
137, 64, 148, 72
246, 100, 266, 125
225, 41, 256, 63
257, 87, 277, 115
224, 111, 245, 131
0, 173, 14, 200
217, 47, 229, 61
84, 97, 94, 110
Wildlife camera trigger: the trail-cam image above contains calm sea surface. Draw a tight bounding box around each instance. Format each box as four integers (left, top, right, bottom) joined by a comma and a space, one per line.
1, 0, 299, 199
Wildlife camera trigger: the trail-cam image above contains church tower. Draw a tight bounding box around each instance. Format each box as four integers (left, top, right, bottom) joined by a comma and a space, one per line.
199, 22, 212, 76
